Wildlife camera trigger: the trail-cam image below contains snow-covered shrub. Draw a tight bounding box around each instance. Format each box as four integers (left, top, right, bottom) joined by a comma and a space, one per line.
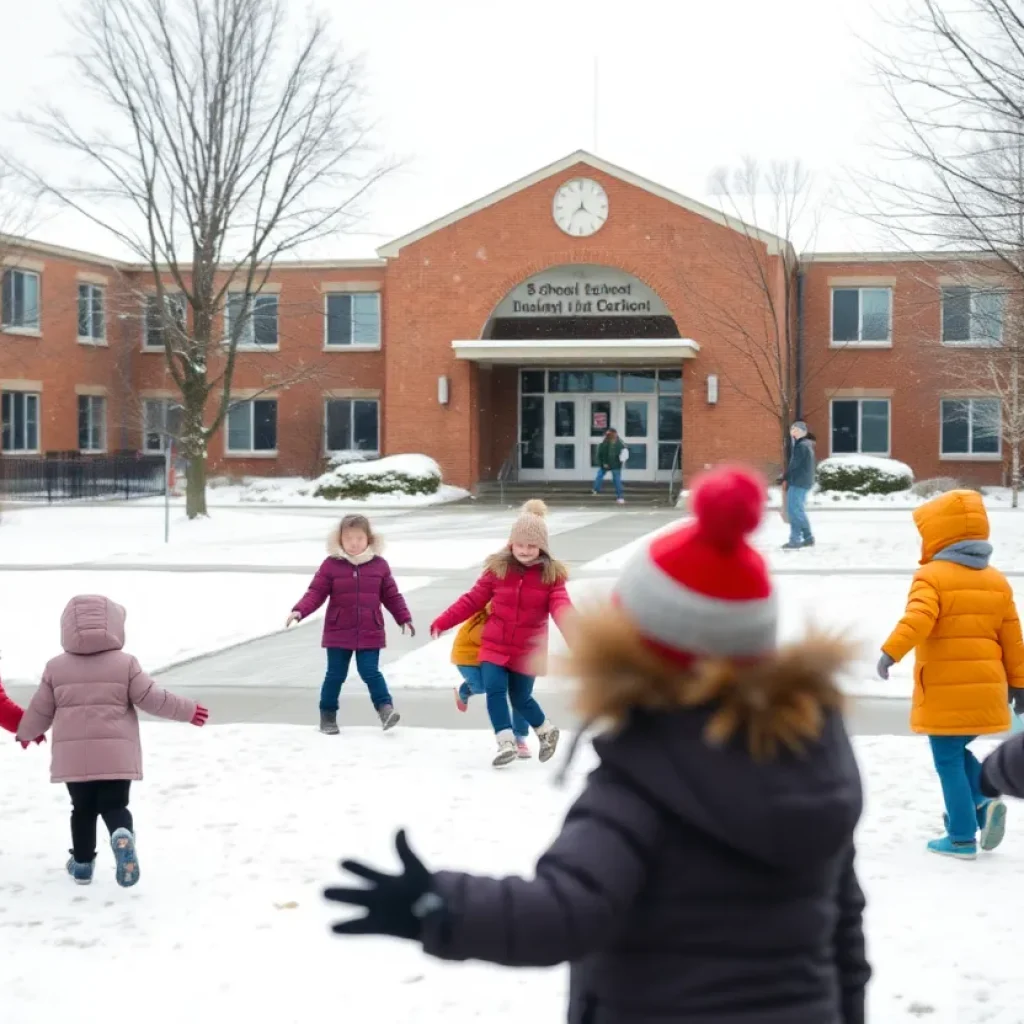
911, 477, 963, 498
816, 456, 913, 495
312, 454, 442, 500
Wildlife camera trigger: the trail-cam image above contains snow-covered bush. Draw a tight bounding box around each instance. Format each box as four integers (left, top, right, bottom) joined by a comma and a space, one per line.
911, 477, 963, 498
816, 456, 913, 495
312, 454, 442, 500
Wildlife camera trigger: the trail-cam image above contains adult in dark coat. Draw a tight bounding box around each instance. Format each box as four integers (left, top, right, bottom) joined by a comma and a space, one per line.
324, 467, 870, 1024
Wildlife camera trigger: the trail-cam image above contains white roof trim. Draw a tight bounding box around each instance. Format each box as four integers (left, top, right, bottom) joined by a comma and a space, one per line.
802, 250, 997, 264
452, 337, 700, 364
378, 151, 788, 258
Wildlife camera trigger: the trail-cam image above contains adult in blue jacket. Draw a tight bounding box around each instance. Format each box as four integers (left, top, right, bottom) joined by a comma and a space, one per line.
782, 421, 816, 550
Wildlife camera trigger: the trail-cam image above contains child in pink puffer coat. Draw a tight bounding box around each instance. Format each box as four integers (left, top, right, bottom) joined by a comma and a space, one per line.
16, 595, 208, 888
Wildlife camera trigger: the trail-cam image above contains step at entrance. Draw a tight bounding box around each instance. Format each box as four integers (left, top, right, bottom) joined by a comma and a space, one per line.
474, 480, 680, 507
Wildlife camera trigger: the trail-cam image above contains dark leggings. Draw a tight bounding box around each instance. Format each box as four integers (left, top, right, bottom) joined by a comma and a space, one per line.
66, 780, 133, 864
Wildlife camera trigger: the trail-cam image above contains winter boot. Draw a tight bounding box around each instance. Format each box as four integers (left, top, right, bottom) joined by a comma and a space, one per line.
378, 704, 400, 731
781, 541, 806, 551
979, 799, 1008, 851
110, 828, 140, 887
319, 710, 340, 735
66, 856, 94, 886
927, 835, 977, 860
493, 730, 517, 767
536, 722, 561, 763
515, 737, 532, 759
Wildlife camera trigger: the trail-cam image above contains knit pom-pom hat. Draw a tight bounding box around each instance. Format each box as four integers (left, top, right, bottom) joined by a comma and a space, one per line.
614, 465, 776, 666
509, 499, 550, 553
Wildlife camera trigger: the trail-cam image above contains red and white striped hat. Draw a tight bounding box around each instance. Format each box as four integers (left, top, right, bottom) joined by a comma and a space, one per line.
615, 466, 776, 665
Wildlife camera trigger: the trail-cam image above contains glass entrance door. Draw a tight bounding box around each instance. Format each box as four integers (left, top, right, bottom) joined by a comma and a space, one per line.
544, 395, 585, 480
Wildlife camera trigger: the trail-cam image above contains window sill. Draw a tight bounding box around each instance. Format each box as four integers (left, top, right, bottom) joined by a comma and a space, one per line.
78, 337, 108, 347
940, 340, 1002, 349
323, 344, 382, 353
79, 449, 108, 455
140, 346, 165, 354
327, 450, 380, 459
829, 341, 893, 350
1, 449, 40, 456
939, 453, 1002, 462
828, 451, 892, 459
229, 344, 281, 353
1, 326, 42, 338
224, 450, 278, 459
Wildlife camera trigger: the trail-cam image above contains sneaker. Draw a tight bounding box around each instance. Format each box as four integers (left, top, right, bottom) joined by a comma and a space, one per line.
802, 537, 815, 547
378, 704, 401, 731
111, 828, 140, 887
454, 687, 468, 713
616, 498, 625, 505
979, 799, 1008, 852
493, 731, 517, 767
319, 710, 340, 735
66, 856, 94, 886
536, 722, 560, 763
927, 835, 977, 860
515, 738, 532, 759
781, 541, 806, 551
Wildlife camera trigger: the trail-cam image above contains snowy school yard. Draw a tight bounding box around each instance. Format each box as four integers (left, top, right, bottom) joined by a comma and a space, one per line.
2, 497, 1024, 1021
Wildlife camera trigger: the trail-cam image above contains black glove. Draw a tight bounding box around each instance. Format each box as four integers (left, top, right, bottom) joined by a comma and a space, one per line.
1011, 688, 1024, 716
324, 829, 440, 940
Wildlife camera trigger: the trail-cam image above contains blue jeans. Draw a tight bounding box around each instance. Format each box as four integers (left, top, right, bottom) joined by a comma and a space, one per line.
480, 661, 545, 736
786, 485, 813, 544
594, 467, 624, 500
319, 648, 392, 711
929, 735, 985, 842
457, 666, 529, 739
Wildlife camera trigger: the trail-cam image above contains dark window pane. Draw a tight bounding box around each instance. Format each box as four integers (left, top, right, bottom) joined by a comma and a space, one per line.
592, 371, 619, 392
832, 289, 859, 342
658, 370, 682, 394
972, 399, 1001, 453
860, 400, 889, 454
1, 271, 10, 325
227, 403, 251, 451
253, 296, 278, 347
520, 370, 545, 394
548, 371, 592, 392
831, 400, 859, 453
520, 396, 544, 469
658, 395, 682, 442
351, 294, 380, 345
78, 284, 90, 337
91, 288, 104, 339
973, 291, 1004, 343
554, 443, 575, 469
624, 443, 647, 469
326, 400, 352, 451
860, 289, 890, 341
941, 400, 970, 454
589, 400, 611, 436
590, 443, 600, 468
942, 287, 971, 342
624, 400, 648, 437
25, 395, 37, 451
622, 370, 656, 393
658, 442, 680, 470
2, 392, 11, 450
352, 400, 379, 451
326, 294, 352, 345
553, 401, 575, 437
253, 400, 277, 451
77, 396, 89, 450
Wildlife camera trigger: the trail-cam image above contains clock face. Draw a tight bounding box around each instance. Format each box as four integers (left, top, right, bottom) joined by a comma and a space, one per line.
552, 178, 609, 237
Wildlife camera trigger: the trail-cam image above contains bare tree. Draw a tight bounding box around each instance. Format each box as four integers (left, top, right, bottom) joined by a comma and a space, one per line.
8, 0, 389, 517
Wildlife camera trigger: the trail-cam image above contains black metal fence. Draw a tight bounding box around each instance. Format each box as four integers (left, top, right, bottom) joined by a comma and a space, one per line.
0, 452, 167, 503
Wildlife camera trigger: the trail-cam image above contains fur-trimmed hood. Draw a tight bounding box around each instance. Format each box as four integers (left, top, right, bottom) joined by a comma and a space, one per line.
560, 604, 862, 869
484, 550, 568, 586
327, 528, 382, 565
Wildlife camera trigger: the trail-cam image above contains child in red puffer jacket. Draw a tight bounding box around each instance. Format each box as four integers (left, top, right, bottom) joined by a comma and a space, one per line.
0, 676, 43, 748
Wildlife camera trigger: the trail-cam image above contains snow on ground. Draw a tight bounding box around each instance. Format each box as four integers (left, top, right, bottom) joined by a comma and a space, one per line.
234, 477, 471, 507
0, 572, 433, 684
0, 725, 1017, 1023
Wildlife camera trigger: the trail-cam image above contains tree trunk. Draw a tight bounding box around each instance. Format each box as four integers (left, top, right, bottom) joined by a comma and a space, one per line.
1013, 443, 1021, 509
186, 453, 208, 519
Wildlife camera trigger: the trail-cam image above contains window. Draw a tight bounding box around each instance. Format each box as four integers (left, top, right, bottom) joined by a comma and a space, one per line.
226, 399, 277, 454
1, 391, 39, 452
225, 293, 279, 348
831, 287, 892, 345
325, 293, 381, 347
144, 293, 186, 349
2, 269, 40, 331
830, 399, 890, 455
942, 287, 1004, 346
142, 398, 183, 453
941, 398, 1001, 457
77, 395, 107, 452
77, 284, 105, 341
325, 398, 379, 455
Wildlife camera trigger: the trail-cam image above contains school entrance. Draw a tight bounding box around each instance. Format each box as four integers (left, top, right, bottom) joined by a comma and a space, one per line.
452, 264, 698, 488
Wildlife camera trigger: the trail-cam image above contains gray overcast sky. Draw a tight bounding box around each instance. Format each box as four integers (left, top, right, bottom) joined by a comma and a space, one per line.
0, 0, 891, 259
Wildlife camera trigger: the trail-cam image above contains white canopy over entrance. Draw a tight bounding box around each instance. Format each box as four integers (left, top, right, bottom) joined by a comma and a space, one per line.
452, 337, 699, 363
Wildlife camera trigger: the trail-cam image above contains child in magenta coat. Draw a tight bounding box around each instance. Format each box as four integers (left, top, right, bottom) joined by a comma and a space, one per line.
431, 500, 572, 767
288, 514, 414, 735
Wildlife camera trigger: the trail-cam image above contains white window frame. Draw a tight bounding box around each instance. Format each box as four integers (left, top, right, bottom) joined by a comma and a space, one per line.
324, 397, 381, 457
829, 286, 893, 348
940, 286, 1005, 347
1, 268, 41, 334
77, 395, 107, 453
828, 398, 892, 457
1, 390, 40, 453
77, 283, 106, 344
940, 397, 1003, 460
142, 398, 181, 453
323, 291, 382, 350
224, 292, 280, 350
224, 398, 278, 457
142, 293, 186, 350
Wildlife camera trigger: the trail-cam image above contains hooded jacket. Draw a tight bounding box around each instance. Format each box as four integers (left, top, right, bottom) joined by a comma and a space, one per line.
419, 620, 868, 1024
882, 490, 1024, 735
783, 435, 816, 489
15, 595, 197, 782
292, 530, 412, 650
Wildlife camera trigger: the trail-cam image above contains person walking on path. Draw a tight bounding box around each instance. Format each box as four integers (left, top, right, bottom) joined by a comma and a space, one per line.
876, 489, 1024, 859
430, 500, 570, 767
324, 467, 869, 1024
451, 604, 532, 758
781, 421, 815, 549
15, 595, 208, 888
592, 427, 627, 504
287, 514, 413, 735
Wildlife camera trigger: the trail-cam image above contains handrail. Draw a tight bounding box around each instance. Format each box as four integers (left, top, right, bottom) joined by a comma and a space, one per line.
667, 443, 682, 507
497, 440, 525, 506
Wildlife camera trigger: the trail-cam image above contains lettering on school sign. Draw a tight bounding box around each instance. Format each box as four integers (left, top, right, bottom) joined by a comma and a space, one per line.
492, 264, 670, 319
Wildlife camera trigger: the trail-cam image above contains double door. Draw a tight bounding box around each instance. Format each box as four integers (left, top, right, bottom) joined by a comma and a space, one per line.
544, 394, 657, 482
